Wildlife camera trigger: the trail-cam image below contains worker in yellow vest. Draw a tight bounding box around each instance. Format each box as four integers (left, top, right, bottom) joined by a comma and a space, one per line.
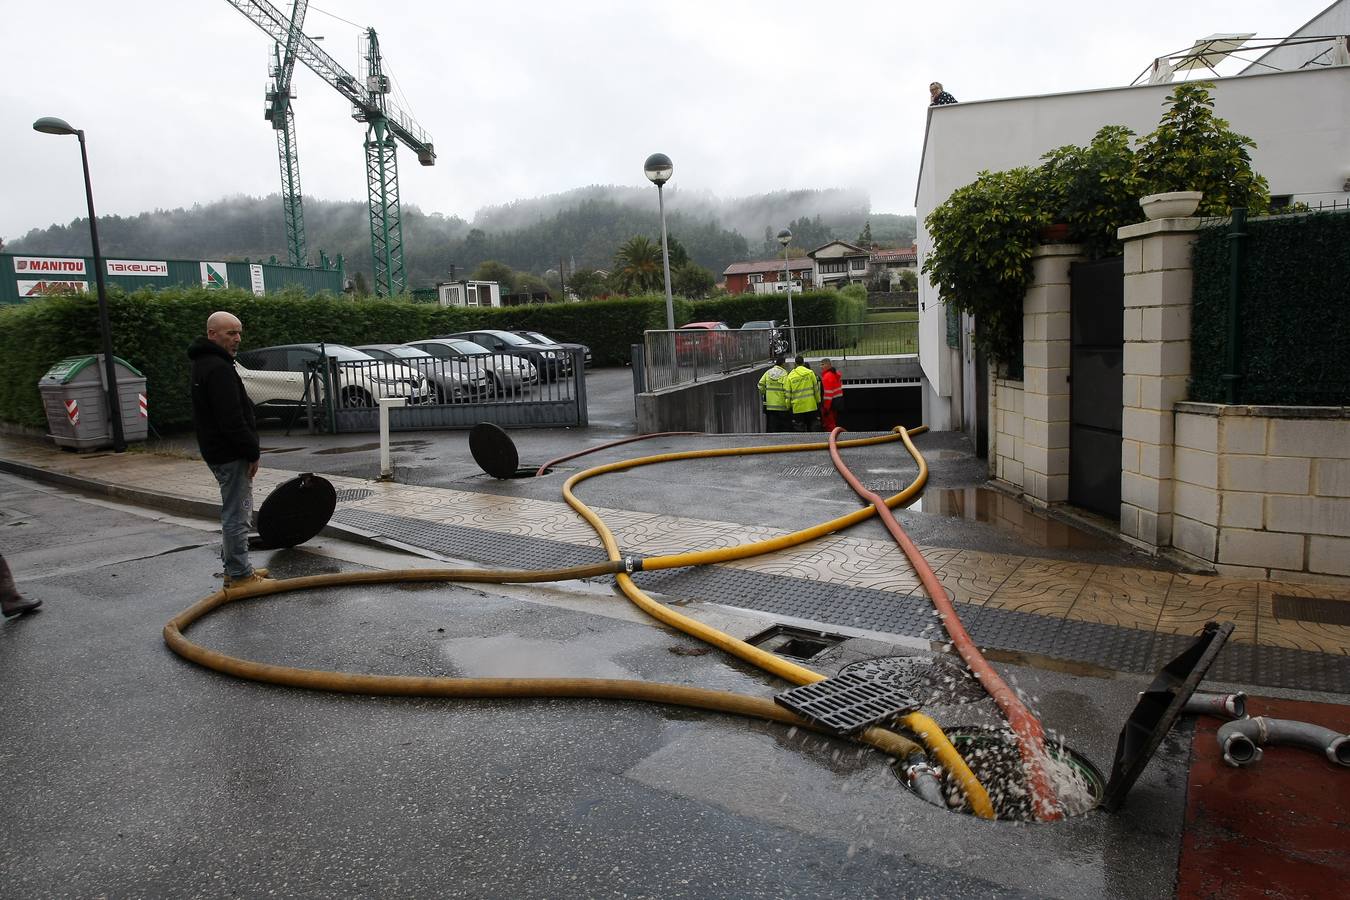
785, 355, 821, 431
757, 354, 791, 432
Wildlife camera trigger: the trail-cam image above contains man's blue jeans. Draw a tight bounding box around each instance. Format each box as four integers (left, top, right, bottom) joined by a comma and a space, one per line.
208, 459, 254, 578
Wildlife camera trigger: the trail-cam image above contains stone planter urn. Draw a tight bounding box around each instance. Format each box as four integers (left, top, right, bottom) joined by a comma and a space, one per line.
1139, 191, 1203, 220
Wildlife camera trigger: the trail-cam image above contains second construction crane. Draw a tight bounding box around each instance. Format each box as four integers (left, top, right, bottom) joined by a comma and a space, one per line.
227, 0, 436, 296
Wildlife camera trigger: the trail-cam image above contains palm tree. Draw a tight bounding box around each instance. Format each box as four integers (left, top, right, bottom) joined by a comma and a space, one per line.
611, 235, 664, 294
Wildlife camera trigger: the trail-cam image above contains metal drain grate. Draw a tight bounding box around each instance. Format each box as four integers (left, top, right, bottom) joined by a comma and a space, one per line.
840, 655, 987, 705
334, 489, 374, 503
1272, 594, 1350, 626
779, 464, 836, 478
774, 672, 919, 735
868, 480, 910, 493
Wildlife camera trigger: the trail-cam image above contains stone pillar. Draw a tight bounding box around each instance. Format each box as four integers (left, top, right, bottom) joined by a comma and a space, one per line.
1116, 217, 1203, 550
1021, 244, 1082, 507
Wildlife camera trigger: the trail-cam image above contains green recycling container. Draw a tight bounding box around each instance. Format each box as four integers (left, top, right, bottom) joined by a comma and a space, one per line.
38, 355, 148, 449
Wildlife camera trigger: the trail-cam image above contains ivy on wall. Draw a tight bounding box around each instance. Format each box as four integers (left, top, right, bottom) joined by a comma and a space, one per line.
1191, 211, 1350, 405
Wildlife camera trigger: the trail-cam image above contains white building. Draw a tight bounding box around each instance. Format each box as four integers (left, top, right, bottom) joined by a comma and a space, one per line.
914, 9, 1350, 432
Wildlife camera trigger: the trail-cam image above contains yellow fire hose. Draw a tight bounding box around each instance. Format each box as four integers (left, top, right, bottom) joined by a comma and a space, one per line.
163, 427, 995, 819
563, 427, 995, 819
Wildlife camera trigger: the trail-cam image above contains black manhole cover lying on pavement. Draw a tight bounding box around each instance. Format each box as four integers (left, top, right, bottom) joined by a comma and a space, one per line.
840, 655, 987, 705
774, 672, 919, 735
1102, 620, 1234, 812
256, 473, 337, 549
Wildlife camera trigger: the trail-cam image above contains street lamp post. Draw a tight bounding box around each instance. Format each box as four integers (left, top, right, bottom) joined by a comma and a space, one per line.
643, 153, 675, 331
33, 116, 126, 452
777, 228, 797, 357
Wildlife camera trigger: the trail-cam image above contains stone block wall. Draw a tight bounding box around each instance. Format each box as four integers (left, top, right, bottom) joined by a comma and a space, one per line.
1172, 403, 1350, 581
991, 377, 1025, 489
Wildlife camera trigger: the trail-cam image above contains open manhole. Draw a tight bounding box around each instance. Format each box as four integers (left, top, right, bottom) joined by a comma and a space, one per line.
900, 726, 1104, 822
840, 655, 987, 706
747, 624, 847, 661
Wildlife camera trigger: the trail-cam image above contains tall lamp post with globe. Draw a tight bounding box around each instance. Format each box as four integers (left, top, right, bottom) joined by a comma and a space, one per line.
643, 153, 675, 331
32, 115, 125, 452
777, 228, 797, 357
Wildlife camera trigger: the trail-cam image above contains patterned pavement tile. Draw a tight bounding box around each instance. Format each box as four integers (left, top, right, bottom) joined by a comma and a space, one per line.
1064, 565, 1172, 631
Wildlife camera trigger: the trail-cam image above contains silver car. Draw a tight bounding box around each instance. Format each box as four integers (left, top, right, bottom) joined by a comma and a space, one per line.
355, 344, 492, 402
402, 338, 539, 394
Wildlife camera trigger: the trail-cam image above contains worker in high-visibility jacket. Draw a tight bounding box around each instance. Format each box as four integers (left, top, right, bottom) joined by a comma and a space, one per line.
785, 355, 821, 431
820, 358, 845, 432
757, 354, 792, 432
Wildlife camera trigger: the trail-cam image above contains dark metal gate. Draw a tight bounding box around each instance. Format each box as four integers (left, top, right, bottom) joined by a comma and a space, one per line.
1069, 256, 1124, 519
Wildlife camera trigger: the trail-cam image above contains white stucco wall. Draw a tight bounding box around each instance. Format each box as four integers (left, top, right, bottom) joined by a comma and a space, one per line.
914, 65, 1350, 428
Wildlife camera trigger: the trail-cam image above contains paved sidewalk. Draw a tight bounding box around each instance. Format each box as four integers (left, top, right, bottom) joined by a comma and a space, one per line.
2, 430, 1346, 695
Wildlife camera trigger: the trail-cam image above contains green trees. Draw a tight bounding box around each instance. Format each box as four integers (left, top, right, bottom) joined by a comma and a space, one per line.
1134, 81, 1270, 216
568, 269, 608, 299
471, 260, 517, 291
610, 236, 665, 294
924, 81, 1271, 365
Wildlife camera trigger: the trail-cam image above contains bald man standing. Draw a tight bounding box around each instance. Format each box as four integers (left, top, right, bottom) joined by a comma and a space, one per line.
188, 311, 267, 589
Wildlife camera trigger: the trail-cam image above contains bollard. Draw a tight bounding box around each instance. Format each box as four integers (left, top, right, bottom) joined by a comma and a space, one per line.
376, 396, 407, 479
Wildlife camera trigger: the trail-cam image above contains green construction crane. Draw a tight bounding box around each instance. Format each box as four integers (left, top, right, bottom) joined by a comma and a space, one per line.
264, 1, 308, 267
225, 0, 436, 296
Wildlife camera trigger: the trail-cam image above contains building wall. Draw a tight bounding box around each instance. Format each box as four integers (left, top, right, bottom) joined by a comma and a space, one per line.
1171, 404, 1350, 581
915, 65, 1350, 428
1239, 1, 1350, 74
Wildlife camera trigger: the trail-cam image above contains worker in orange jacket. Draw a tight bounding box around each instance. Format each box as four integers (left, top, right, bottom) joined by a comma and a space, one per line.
820, 358, 844, 432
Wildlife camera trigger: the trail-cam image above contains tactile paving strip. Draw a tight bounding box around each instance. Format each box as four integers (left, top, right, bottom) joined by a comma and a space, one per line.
329, 507, 1350, 693
331, 508, 611, 570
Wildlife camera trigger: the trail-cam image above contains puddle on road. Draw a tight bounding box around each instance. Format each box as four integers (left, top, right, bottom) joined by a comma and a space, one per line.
904, 488, 1112, 550
313, 440, 429, 455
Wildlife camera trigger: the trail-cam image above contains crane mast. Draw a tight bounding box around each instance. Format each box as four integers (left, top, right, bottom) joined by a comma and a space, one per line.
224, 0, 436, 295
264, 1, 309, 267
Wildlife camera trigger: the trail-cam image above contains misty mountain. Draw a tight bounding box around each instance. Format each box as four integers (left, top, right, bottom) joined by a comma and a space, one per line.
6, 189, 915, 287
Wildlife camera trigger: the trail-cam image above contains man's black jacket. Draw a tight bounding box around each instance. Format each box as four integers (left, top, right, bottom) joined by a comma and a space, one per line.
187, 336, 259, 465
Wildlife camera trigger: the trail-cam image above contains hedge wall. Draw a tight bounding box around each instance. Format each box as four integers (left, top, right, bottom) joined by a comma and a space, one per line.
1191, 211, 1350, 405
0, 285, 866, 430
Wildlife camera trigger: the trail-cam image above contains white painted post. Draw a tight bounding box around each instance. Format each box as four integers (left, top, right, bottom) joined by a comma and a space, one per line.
376, 397, 407, 479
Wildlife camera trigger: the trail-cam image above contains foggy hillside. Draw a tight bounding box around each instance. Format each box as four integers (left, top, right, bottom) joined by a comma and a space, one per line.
7, 189, 915, 287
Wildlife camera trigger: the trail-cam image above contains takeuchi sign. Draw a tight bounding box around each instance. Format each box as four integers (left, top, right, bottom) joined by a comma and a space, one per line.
13, 256, 86, 275
106, 259, 168, 276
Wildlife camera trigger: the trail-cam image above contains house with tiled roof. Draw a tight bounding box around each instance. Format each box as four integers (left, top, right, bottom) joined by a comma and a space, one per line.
809, 240, 870, 287
721, 258, 814, 295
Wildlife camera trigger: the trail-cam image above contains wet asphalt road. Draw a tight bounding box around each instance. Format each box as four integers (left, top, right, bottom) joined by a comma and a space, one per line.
0, 471, 1193, 899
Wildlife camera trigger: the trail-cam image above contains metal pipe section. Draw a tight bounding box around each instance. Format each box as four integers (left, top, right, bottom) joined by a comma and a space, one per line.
1183, 691, 1247, 720
904, 753, 947, 809
1216, 716, 1350, 768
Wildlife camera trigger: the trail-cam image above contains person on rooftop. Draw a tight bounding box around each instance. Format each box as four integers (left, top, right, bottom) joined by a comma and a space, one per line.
929, 81, 957, 106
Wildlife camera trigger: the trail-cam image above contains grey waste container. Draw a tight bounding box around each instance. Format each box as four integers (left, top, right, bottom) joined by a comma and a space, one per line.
38, 355, 149, 449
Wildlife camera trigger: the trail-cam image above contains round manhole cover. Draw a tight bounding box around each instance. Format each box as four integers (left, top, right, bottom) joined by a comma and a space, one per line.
469, 422, 519, 479
839, 655, 987, 706
256, 473, 337, 549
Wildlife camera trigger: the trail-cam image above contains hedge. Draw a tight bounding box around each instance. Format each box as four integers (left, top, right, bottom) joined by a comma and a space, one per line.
1190, 211, 1350, 405
0, 285, 866, 431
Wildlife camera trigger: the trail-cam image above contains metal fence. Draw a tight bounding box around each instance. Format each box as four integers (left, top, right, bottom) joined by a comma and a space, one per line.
641, 321, 919, 391
246, 349, 588, 432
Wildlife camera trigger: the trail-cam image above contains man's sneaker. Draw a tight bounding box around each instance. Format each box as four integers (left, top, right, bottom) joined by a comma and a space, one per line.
218, 567, 268, 582
223, 571, 273, 590
1, 594, 41, 617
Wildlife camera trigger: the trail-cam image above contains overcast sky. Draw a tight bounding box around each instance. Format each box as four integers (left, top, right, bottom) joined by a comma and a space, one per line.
0, 0, 1322, 240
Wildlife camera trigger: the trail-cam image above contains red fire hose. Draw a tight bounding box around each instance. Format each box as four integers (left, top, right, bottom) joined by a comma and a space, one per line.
827, 426, 1063, 822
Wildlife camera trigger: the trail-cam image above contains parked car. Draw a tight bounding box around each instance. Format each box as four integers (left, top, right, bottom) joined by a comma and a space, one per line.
675, 321, 731, 355
511, 330, 593, 369
445, 329, 570, 381
234, 342, 433, 411
401, 338, 539, 394
354, 343, 492, 402
740, 319, 789, 357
